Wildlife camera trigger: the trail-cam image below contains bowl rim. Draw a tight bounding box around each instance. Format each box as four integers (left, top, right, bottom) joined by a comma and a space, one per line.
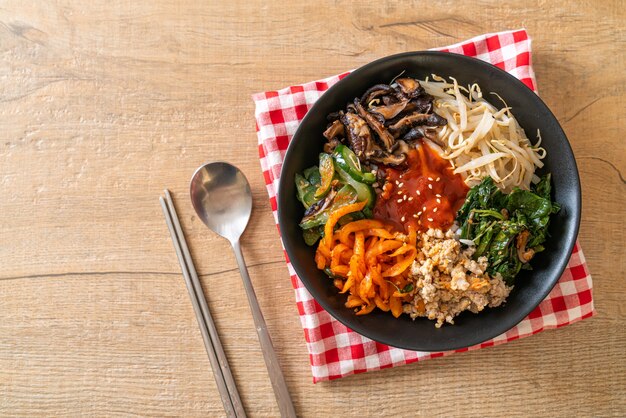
277, 50, 581, 351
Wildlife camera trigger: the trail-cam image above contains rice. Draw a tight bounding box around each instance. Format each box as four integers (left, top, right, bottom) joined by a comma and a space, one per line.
403, 226, 512, 327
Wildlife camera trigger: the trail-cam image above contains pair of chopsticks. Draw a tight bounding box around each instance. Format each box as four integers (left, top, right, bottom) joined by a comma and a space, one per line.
160, 189, 246, 418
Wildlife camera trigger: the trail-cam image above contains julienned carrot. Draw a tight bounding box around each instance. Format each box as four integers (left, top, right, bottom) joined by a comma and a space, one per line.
337, 219, 384, 245
363, 228, 397, 240
365, 240, 403, 261
322, 201, 367, 249
317, 213, 418, 318
382, 250, 416, 277
330, 244, 349, 269
356, 302, 376, 315
331, 265, 349, 277
389, 295, 403, 318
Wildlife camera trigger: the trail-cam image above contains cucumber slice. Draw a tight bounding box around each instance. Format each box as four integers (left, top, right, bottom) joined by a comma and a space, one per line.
333, 144, 376, 184
314, 153, 334, 199
334, 165, 375, 210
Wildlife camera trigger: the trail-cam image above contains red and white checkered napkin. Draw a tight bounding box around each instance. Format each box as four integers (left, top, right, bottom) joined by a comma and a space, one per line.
253, 29, 595, 383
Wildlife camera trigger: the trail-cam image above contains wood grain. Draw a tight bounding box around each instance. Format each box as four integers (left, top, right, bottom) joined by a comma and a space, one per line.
0, 1, 624, 416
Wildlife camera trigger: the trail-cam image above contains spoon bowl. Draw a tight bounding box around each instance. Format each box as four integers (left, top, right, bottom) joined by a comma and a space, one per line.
190, 162, 252, 243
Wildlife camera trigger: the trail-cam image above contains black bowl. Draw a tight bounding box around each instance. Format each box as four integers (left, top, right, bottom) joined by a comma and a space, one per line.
277, 51, 581, 351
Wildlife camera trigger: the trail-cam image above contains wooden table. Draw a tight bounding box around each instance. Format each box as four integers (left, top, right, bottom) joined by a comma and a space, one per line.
1, 1, 624, 416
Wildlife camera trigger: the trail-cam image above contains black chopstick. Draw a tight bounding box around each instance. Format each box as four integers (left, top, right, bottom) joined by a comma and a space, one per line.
160, 190, 246, 418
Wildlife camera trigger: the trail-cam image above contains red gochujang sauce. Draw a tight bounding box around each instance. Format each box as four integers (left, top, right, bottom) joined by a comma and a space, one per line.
374, 142, 469, 233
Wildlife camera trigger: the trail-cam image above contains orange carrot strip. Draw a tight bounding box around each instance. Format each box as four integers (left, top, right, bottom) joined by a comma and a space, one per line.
356, 302, 376, 316
335, 234, 353, 247
330, 243, 349, 269
365, 236, 379, 253
392, 289, 414, 298
322, 201, 367, 249
345, 294, 364, 308
363, 228, 396, 240
340, 275, 355, 294
331, 265, 349, 277
382, 249, 416, 277
350, 254, 362, 285
354, 232, 366, 276
374, 295, 390, 312
315, 250, 327, 270
354, 232, 365, 258
380, 280, 389, 301
340, 250, 353, 264
365, 240, 403, 261
317, 244, 331, 259
369, 264, 385, 286
337, 219, 385, 245
389, 296, 403, 318
389, 243, 416, 257
359, 271, 373, 302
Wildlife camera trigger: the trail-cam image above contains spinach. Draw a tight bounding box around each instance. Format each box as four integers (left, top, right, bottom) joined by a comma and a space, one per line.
456, 175, 560, 285
506, 189, 553, 230
474, 222, 499, 258
457, 176, 499, 224
488, 221, 524, 267
534, 173, 552, 199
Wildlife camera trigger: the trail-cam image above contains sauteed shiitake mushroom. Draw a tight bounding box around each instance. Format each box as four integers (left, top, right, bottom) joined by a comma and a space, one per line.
322, 77, 447, 167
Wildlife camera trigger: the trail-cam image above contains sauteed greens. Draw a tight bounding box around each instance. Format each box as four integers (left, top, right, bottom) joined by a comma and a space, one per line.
456, 175, 560, 284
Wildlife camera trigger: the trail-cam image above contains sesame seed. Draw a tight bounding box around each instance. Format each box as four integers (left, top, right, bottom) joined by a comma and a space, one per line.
433, 208, 438, 213
436, 198, 441, 203
416, 190, 421, 196
428, 184, 433, 189
397, 198, 403, 203
398, 182, 404, 187
401, 216, 406, 222
408, 197, 413, 201
436, 194, 441, 198
395, 180, 399, 185
428, 218, 434, 222
403, 194, 407, 201
397, 190, 403, 195
428, 177, 434, 181
422, 206, 426, 211
417, 211, 422, 216
413, 213, 418, 218
436, 177, 441, 182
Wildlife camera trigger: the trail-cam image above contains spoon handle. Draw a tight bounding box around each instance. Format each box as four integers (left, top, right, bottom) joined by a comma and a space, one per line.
231, 240, 297, 418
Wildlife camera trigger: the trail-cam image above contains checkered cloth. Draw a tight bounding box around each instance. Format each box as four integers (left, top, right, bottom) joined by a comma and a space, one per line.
253, 29, 595, 383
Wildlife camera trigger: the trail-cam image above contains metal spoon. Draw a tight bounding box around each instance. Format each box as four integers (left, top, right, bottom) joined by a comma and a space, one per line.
190, 162, 296, 418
